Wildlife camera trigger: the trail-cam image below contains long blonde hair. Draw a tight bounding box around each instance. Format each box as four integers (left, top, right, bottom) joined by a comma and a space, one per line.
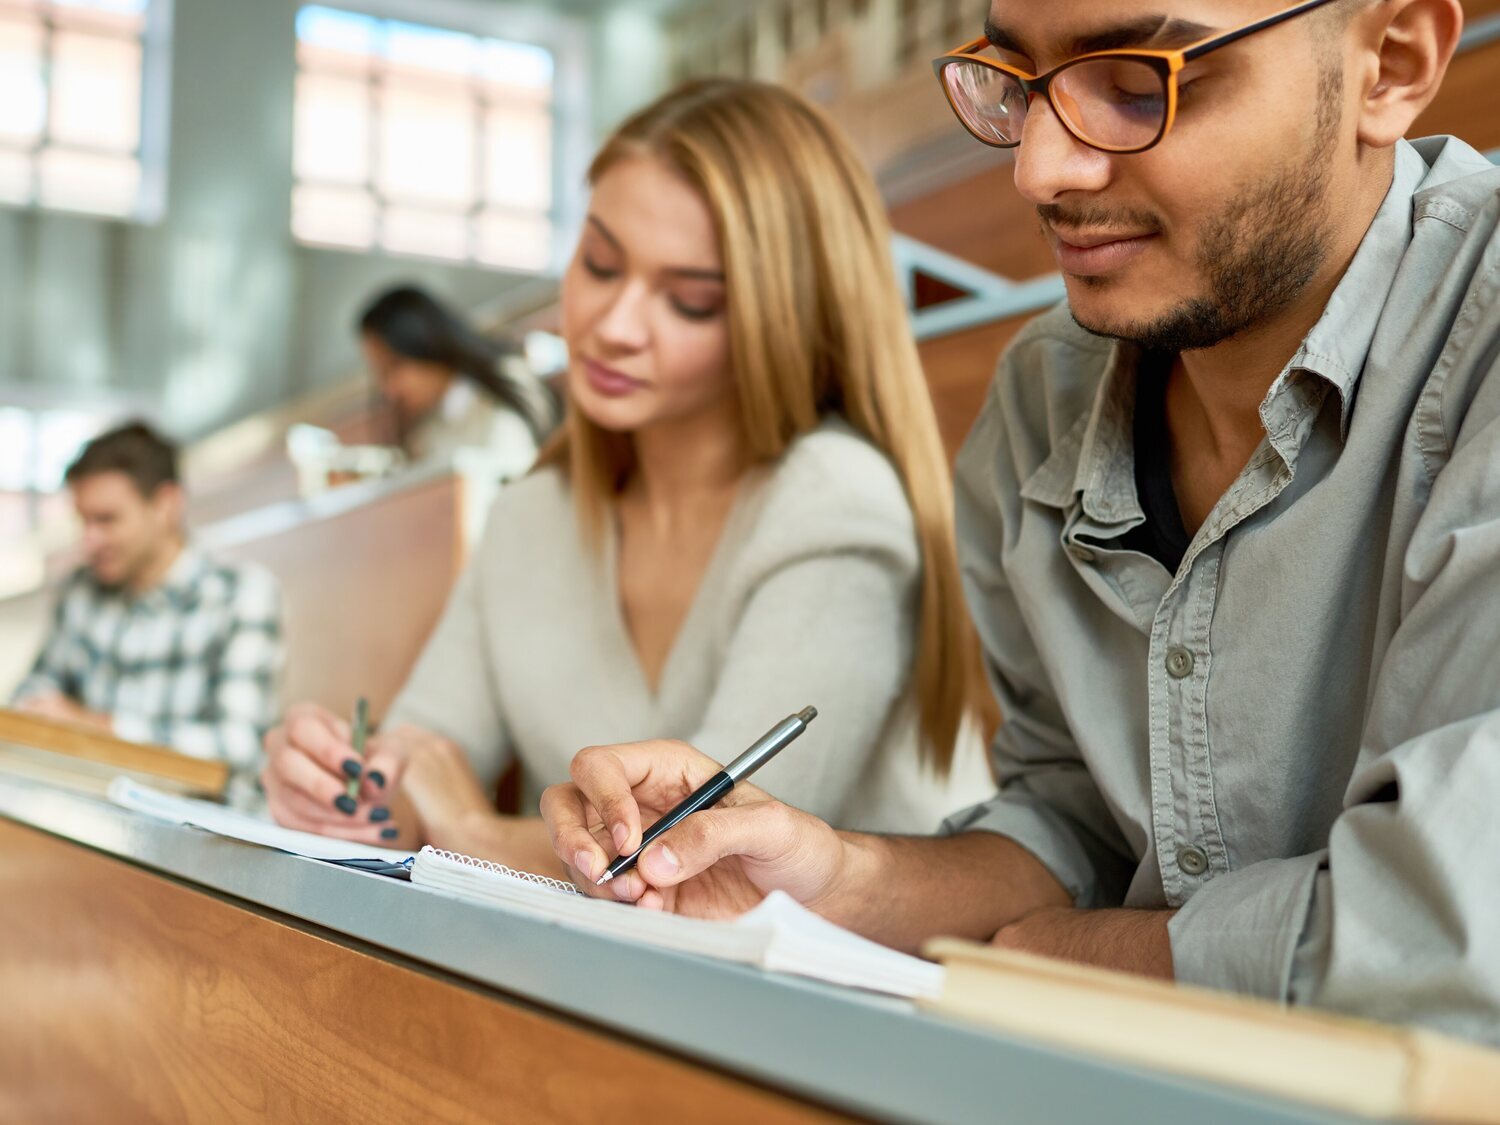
541, 79, 968, 773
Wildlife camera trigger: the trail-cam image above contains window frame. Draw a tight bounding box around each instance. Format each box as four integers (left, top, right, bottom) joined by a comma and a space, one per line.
290, 0, 588, 276
0, 0, 173, 223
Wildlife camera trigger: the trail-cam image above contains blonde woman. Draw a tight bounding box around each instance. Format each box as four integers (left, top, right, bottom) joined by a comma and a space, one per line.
261, 79, 994, 873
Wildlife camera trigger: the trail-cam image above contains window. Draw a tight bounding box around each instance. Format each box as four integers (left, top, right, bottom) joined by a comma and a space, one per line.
0, 406, 105, 493
292, 5, 555, 273
0, 0, 156, 219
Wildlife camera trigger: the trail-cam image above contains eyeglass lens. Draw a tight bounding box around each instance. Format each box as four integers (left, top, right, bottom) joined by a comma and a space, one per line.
944, 57, 1169, 151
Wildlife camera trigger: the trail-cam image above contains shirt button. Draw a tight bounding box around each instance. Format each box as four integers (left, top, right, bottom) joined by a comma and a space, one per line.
1165, 645, 1194, 679
1177, 845, 1209, 876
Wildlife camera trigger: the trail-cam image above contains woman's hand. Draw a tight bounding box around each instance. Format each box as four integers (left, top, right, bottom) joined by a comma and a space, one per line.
262, 701, 399, 845
365, 723, 495, 852
540, 739, 854, 917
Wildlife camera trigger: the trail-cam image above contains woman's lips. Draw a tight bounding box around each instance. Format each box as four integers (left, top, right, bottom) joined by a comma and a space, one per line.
1050, 230, 1157, 277
581, 358, 647, 398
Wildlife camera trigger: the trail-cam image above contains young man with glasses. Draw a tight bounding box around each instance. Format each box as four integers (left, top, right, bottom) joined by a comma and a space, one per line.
543, 0, 1498, 1041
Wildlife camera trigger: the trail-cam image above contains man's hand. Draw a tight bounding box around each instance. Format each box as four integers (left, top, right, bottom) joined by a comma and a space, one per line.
991, 907, 1178, 980
17, 693, 111, 732
540, 739, 856, 917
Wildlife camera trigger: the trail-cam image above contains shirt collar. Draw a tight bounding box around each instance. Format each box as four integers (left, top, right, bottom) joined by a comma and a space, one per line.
143, 544, 208, 608
1020, 338, 1143, 526
1284, 138, 1429, 439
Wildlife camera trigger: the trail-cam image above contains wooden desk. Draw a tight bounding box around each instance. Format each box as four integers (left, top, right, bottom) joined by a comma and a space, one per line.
0, 777, 1355, 1125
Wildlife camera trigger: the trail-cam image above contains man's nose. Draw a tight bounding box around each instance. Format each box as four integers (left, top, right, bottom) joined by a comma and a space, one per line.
1011, 94, 1113, 207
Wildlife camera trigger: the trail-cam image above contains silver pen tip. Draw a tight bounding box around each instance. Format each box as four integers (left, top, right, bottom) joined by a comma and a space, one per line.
595, 871, 614, 886
798, 706, 817, 723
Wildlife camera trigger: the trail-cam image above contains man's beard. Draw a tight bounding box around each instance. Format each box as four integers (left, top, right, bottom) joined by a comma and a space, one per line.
1059, 74, 1343, 354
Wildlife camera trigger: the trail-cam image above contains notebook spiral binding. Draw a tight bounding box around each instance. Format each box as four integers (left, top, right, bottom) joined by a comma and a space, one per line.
423, 846, 582, 896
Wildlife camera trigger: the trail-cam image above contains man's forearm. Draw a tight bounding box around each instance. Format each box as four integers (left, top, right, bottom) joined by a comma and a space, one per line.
821, 830, 1072, 954
993, 907, 1177, 979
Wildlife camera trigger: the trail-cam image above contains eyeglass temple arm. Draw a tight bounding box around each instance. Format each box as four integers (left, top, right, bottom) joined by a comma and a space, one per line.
1182, 0, 1346, 61
948, 35, 992, 57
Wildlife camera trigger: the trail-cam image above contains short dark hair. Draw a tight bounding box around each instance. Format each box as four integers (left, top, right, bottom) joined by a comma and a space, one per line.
65, 421, 179, 497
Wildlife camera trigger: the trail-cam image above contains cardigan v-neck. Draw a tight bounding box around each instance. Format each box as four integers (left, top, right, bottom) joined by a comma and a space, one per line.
600, 471, 761, 703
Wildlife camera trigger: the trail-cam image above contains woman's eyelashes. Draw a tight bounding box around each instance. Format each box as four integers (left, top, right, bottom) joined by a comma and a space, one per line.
582, 254, 619, 280
582, 251, 722, 321
670, 296, 722, 322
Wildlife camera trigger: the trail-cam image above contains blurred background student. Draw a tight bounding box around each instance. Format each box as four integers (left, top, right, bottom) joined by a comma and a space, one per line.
359, 285, 560, 477
12, 423, 283, 773
260, 79, 995, 873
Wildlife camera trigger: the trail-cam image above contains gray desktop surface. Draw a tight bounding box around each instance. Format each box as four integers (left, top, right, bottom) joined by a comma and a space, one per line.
1, 776, 1363, 1125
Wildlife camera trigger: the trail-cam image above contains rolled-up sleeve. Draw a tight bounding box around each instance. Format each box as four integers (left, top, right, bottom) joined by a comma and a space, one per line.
1171, 352, 1500, 1045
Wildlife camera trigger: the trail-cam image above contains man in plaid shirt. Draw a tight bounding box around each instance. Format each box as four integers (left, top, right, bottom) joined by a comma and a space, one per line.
13, 422, 284, 771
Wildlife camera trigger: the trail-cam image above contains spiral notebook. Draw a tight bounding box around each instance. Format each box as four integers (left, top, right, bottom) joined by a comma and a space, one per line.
411, 846, 943, 999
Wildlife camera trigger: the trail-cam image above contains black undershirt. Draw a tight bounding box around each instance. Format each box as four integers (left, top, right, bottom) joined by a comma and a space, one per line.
1117, 354, 1192, 574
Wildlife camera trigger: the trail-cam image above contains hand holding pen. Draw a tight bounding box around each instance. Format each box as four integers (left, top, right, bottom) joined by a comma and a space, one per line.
541, 708, 854, 918
261, 700, 400, 844
597, 707, 817, 885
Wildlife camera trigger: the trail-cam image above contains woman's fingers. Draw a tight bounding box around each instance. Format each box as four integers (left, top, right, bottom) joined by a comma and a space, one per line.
282, 702, 357, 778
271, 781, 392, 833
271, 736, 362, 816
357, 731, 410, 801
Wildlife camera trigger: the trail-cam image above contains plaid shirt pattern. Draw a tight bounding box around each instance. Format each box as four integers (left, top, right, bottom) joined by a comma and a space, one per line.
13, 549, 284, 770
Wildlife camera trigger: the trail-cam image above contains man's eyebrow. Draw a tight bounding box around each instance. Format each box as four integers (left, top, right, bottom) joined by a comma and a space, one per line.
983, 18, 1029, 57
585, 215, 724, 282
984, 14, 1219, 61
1070, 15, 1219, 55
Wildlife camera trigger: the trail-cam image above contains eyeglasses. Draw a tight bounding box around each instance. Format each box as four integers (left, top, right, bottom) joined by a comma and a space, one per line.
932, 0, 1344, 155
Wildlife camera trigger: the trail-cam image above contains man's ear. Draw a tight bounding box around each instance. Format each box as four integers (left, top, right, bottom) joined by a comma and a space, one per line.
1353, 0, 1463, 149
151, 480, 185, 531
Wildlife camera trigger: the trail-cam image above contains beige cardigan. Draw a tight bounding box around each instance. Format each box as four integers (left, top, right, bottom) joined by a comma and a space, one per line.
387, 418, 995, 833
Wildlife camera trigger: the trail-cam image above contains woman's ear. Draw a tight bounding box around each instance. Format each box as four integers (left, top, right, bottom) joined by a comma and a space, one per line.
1353, 0, 1464, 149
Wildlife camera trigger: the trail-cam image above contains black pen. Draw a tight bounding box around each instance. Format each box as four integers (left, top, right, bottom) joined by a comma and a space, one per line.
596, 706, 817, 886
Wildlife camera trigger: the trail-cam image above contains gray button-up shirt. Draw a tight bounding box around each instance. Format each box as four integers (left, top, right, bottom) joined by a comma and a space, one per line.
945, 135, 1500, 1044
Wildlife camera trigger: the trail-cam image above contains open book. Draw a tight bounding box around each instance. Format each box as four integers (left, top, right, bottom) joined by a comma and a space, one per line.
411, 846, 943, 1000
107, 777, 413, 871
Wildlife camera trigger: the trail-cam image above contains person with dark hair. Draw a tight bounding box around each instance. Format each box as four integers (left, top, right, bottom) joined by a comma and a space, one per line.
540, 0, 1500, 1046
358, 285, 559, 474
13, 421, 284, 772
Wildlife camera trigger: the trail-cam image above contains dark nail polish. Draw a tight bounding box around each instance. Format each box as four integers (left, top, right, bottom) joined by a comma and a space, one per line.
368, 770, 386, 789
334, 795, 357, 815
369, 806, 390, 823
341, 759, 362, 779
380, 827, 399, 840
